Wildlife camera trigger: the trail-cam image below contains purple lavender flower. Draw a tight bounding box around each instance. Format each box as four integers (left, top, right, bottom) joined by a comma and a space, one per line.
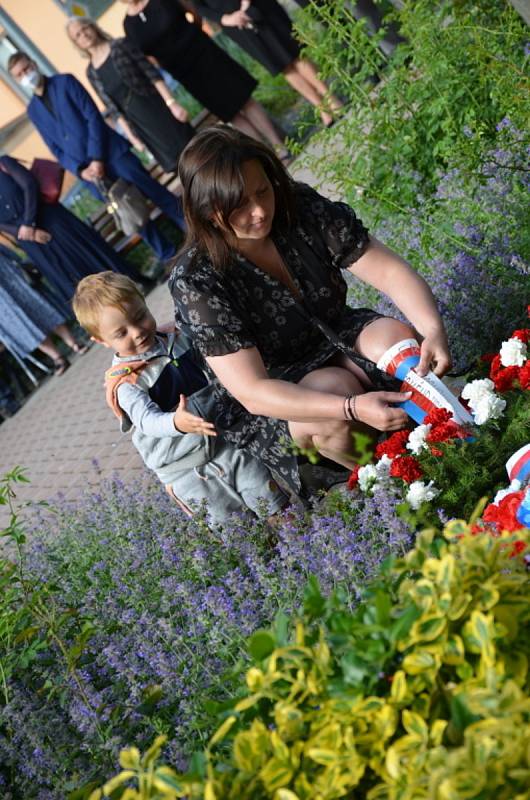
3, 471, 414, 798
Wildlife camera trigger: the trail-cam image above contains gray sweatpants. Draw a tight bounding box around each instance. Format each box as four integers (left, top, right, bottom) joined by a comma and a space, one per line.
169, 442, 287, 524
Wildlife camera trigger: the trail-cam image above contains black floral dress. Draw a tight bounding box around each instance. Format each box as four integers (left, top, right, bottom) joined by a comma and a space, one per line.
169, 184, 399, 493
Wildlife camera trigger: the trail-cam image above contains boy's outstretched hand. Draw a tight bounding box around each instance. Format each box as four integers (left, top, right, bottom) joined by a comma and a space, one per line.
173, 395, 217, 436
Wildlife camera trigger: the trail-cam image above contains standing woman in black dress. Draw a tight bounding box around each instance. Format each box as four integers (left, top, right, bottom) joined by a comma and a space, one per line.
67, 17, 194, 173
190, 0, 342, 126
120, 0, 288, 155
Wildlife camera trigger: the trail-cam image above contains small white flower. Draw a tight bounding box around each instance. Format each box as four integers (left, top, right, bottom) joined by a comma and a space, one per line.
499, 337, 527, 367
461, 378, 495, 407
406, 480, 440, 510
371, 455, 394, 492
493, 478, 522, 505
406, 424, 431, 455
358, 464, 377, 492
472, 393, 506, 425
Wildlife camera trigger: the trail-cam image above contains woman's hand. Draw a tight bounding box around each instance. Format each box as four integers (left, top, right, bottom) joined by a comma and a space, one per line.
34, 228, 52, 244
169, 102, 189, 123
80, 161, 104, 182
173, 395, 217, 436
88, 160, 105, 179
355, 391, 411, 431
221, 9, 252, 28
416, 329, 452, 377
17, 224, 35, 241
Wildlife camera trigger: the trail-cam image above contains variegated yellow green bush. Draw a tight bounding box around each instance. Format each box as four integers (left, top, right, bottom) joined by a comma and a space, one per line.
88, 521, 530, 800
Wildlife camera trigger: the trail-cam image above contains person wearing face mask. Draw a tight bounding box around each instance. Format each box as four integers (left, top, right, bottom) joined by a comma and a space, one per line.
8, 51, 186, 264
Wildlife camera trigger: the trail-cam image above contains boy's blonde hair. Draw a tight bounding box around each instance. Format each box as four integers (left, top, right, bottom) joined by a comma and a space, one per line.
73, 272, 145, 338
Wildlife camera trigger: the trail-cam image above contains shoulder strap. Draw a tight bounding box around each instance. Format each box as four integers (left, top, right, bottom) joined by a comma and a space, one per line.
104, 360, 150, 421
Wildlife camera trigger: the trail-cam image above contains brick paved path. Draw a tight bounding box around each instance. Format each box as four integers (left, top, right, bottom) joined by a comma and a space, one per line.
0, 149, 338, 525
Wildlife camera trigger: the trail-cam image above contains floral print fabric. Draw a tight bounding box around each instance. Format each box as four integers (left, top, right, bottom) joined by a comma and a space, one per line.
169, 184, 398, 492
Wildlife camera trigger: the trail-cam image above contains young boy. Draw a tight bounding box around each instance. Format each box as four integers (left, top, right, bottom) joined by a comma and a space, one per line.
73, 272, 287, 525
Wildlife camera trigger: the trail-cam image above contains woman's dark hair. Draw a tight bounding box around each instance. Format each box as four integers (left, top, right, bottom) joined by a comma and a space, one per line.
178, 125, 295, 270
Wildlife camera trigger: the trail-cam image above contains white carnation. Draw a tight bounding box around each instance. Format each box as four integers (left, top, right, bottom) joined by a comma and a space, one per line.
406, 424, 431, 455
406, 480, 440, 510
461, 378, 495, 407
499, 337, 527, 367
493, 478, 522, 505
461, 378, 506, 425
358, 464, 378, 492
472, 393, 506, 425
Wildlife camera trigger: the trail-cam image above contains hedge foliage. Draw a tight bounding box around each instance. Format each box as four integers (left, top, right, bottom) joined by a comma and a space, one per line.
89, 520, 530, 800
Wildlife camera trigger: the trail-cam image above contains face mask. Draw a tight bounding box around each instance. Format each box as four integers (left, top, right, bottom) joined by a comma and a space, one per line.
20, 69, 41, 92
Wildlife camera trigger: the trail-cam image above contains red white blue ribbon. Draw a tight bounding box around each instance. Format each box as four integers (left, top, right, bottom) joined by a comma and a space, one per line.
507, 444, 530, 484
377, 339, 474, 425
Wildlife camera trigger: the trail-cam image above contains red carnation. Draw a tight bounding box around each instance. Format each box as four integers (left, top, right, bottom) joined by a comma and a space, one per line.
492, 365, 520, 393
519, 361, 530, 390
427, 421, 465, 444
375, 429, 410, 460
483, 490, 526, 532
489, 354, 502, 379
511, 328, 530, 344
347, 465, 360, 490
424, 408, 453, 426
390, 455, 423, 483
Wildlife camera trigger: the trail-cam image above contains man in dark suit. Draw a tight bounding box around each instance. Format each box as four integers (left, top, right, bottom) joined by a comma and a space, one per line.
9, 52, 185, 261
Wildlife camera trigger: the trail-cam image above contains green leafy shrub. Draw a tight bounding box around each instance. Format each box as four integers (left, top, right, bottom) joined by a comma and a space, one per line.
0, 469, 413, 797
293, 0, 530, 209
92, 519, 530, 799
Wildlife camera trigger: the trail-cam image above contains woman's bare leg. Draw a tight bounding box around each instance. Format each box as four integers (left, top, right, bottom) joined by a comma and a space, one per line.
283, 63, 331, 123
240, 99, 286, 149
284, 59, 342, 125
355, 318, 416, 364
232, 100, 285, 150
288, 366, 374, 470
37, 336, 64, 361
296, 59, 343, 111
53, 323, 77, 350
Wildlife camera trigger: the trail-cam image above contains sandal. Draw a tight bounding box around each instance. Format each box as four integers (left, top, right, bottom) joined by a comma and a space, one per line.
52, 356, 70, 376
72, 342, 90, 355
